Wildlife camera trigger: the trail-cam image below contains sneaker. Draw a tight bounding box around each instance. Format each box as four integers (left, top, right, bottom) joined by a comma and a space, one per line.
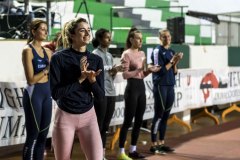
159, 145, 175, 152
150, 146, 159, 154
150, 145, 167, 155
128, 151, 145, 159
117, 153, 133, 160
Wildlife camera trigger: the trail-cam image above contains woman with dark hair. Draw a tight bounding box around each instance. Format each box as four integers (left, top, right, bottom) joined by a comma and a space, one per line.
50, 17, 104, 160
92, 28, 121, 159
22, 19, 52, 160
117, 28, 157, 160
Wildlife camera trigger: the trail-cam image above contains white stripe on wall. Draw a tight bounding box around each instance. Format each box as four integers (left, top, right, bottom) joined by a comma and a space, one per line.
124, 0, 146, 7
133, 8, 162, 21
200, 25, 212, 38
185, 35, 195, 44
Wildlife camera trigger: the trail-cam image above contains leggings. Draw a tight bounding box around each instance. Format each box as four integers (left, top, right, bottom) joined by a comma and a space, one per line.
151, 85, 174, 142
52, 107, 103, 160
22, 82, 52, 160
94, 96, 116, 148
119, 78, 146, 148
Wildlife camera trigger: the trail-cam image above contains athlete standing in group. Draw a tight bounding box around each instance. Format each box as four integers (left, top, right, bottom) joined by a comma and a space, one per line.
117, 28, 157, 160
22, 19, 52, 160
149, 29, 183, 154
92, 28, 121, 159
50, 17, 104, 160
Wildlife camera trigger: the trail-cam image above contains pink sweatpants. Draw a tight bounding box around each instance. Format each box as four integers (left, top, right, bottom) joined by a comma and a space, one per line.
52, 107, 103, 160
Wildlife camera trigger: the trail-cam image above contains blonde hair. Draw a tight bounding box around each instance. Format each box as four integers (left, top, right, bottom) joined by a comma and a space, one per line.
61, 21, 70, 48
158, 29, 171, 45
159, 29, 170, 37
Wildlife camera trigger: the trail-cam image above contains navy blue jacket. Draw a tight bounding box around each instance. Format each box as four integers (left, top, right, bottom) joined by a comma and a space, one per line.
50, 48, 104, 114
151, 45, 176, 86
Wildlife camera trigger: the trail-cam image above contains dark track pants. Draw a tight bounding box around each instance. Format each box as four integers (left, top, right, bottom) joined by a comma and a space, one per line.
22, 82, 52, 160
151, 85, 174, 142
119, 78, 146, 148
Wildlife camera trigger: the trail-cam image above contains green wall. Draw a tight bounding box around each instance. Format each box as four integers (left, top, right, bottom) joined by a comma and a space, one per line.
228, 47, 240, 66
88, 43, 239, 68
114, 43, 189, 69
171, 44, 189, 68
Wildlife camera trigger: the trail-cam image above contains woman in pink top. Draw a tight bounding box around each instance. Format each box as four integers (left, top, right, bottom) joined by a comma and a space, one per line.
117, 28, 156, 160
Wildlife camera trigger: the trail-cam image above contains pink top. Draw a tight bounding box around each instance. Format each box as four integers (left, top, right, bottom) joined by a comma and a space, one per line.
121, 49, 146, 79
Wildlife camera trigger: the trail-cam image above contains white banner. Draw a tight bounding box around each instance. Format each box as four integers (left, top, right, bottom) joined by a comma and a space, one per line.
173, 67, 240, 112
0, 81, 56, 147
1, 67, 240, 146
0, 81, 26, 146
110, 67, 240, 125
110, 74, 155, 126
189, 45, 228, 69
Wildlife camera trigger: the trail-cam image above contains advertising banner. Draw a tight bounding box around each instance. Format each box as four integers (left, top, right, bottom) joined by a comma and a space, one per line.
1, 67, 240, 146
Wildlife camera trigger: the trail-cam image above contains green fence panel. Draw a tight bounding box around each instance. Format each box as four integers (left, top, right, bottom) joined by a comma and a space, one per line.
73, 1, 112, 16
171, 44, 189, 68
138, 44, 189, 69
228, 47, 240, 66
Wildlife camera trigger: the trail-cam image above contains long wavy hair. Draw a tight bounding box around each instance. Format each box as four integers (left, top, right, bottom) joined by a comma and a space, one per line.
65, 18, 88, 46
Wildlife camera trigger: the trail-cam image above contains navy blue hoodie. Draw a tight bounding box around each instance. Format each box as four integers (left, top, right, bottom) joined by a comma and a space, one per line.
50, 48, 104, 114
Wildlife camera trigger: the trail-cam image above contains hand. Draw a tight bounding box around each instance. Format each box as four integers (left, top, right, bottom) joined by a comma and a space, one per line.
86, 69, 102, 83
172, 52, 183, 65
45, 65, 50, 72
79, 56, 89, 83
148, 65, 161, 73
170, 55, 181, 64
109, 64, 122, 76
176, 52, 184, 59
80, 56, 89, 71
174, 58, 181, 65
109, 67, 117, 77
43, 65, 50, 75
114, 64, 123, 72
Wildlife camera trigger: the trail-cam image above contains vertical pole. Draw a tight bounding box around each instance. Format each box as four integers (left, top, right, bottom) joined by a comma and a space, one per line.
82, 0, 94, 38
110, 7, 113, 33
239, 22, 240, 47
228, 16, 231, 46
46, 1, 51, 40
24, 0, 29, 14
181, 6, 183, 17
199, 19, 202, 45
